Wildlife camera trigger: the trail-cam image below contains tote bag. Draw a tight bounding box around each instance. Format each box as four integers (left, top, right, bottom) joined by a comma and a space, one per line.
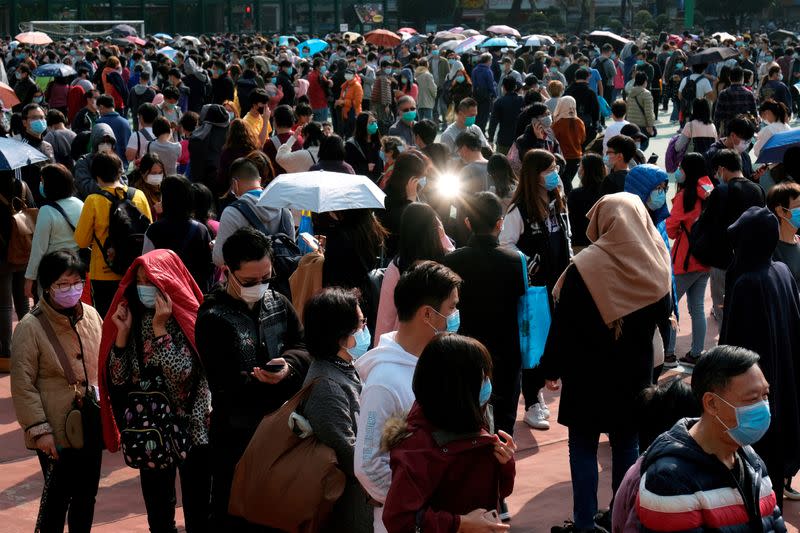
517, 251, 551, 369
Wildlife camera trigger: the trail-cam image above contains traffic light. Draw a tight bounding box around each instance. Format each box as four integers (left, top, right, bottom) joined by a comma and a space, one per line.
245, 5, 252, 14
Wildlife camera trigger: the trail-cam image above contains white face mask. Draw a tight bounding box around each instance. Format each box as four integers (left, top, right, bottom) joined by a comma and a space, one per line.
97, 142, 112, 153
145, 173, 163, 186
239, 282, 269, 304
735, 139, 749, 153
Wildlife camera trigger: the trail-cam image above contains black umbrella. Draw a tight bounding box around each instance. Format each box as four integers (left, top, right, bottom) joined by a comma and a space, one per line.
586, 30, 631, 52
770, 29, 797, 43
111, 24, 137, 37
687, 46, 739, 66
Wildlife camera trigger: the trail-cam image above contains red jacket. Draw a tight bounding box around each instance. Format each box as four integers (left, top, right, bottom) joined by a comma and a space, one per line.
666, 176, 714, 275
383, 403, 515, 533
307, 70, 330, 110
97, 249, 204, 451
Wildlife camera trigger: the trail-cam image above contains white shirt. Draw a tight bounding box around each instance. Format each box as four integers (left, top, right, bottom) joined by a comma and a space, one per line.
603, 119, 630, 153
753, 121, 791, 159
126, 127, 155, 160
678, 73, 713, 100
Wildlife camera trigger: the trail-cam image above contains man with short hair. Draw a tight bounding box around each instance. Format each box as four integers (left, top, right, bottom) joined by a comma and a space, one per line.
96, 94, 131, 163
603, 99, 630, 153
704, 115, 757, 179
43, 109, 77, 169
197, 226, 310, 530
678, 62, 714, 126
456, 131, 490, 194
127, 71, 156, 133
565, 67, 600, 144
637, 345, 785, 531
594, 43, 617, 103
441, 97, 491, 153
19, 103, 55, 205
262, 104, 299, 175
242, 88, 272, 147
388, 95, 417, 146
489, 77, 524, 155
212, 158, 294, 267
276, 59, 296, 107
167, 67, 190, 112
12, 63, 37, 113
125, 102, 159, 162
211, 60, 234, 105
354, 261, 462, 533
714, 66, 757, 134
600, 134, 637, 195
472, 52, 498, 132
412, 119, 437, 150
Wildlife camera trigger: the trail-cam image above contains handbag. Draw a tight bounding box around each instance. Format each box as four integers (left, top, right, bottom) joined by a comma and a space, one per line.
30, 306, 101, 450
229, 379, 346, 531
597, 94, 612, 118
0, 181, 38, 265
517, 251, 552, 370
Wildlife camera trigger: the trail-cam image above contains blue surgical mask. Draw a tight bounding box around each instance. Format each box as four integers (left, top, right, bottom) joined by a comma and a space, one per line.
402, 110, 417, 122
417, 176, 427, 189
636, 59, 645, 66
479, 377, 492, 405
646, 188, 667, 211
714, 394, 771, 446
764, 55, 773, 62
544, 170, 560, 191
675, 62, 684, 69
455, 75, 466, 83
270, 77, 277, 84
675, 168, 686, 183
786, 207, 800, 228
603, 154, 611, 168
432, 50, 440, 56
367, 122, 378, 135
383, 67, 392, 75
39, 182, 46, 198
379, 151, 386, 163
30, 119, 47, 135
137, 285, 158, 309
429, 307, 460, 334
464, 116, 476, 127
347, 326, 371, 360
319, 66, 328, 74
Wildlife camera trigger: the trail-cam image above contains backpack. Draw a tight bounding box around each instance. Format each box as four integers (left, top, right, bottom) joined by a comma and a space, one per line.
0, 181, 38, 265
229, 200, 302, 299
95, 188, 150, 275
688, 182, 743, 269
679, 75, 698, 118
47, 201, 92, 267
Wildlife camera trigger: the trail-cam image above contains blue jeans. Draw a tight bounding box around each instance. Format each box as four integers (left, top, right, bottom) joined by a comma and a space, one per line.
312, 107, 329, 123
667, 271, 710, 356
568, 427, 639, 529
418, 108, 433, 121
670, 97, 681, 122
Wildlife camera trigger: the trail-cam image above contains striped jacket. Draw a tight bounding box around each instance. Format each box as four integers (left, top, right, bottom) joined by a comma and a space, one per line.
637, 418, 786, 533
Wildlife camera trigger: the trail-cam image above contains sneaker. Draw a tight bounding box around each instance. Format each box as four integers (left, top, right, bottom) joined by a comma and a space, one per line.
784, 484, 800, 500
499, 499, 511, 522
594, 510, 611, 532
538, 391, 551, 419
679, 351, 702, 367
663, 353, 678, 368
524, 403, 550, 430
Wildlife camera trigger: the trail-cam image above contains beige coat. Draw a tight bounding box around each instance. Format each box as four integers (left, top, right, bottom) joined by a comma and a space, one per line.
11, 298, 102, 449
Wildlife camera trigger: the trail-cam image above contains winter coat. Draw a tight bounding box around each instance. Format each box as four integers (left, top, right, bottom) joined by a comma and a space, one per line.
470, 63, 497, 102
626, 85, 656, 129
340, 77, 363, 119
382, 403, 515, 533
415, 69, 437, 109
307, 70, 331, 110
666, 178, 713, 275
638, 418, 786, 533
101, 67, 128, 110
11, 298, 103, 449
488, 92, 524, 148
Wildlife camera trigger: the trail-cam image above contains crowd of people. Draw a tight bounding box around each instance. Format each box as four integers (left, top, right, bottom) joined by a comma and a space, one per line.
2, 24, 800, 533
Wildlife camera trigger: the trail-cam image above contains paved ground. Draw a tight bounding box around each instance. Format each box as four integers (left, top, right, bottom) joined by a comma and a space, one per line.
1, 106, 799, 532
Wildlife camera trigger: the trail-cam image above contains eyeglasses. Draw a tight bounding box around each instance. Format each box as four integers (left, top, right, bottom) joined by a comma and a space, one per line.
232, 272, 275, 288
52, 281, 85, 292
351, 317, 368, 333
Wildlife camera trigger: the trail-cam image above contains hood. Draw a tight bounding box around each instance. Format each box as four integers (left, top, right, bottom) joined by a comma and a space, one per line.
624, 164, 670, 224
90, 122, 116, 150
381, 412, 413, 452
380, 403, 495, 454
132, 84, 151, 95
728, 206, 780, 271
354, 331, 418, 382
198, 103, 230, 127
400, 67, 415, 84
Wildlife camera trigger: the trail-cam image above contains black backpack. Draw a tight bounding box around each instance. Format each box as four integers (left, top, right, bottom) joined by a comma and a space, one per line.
229, 200, 302, 300
95, 188, 151, 275
680, 75, 698, 118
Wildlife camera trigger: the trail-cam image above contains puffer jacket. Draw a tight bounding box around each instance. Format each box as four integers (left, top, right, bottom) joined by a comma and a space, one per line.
626, 85, 656, 128
340, 76, 363, 119
638, 418, 786, 533
11, 298, 103, 449
666, 177, 714, 275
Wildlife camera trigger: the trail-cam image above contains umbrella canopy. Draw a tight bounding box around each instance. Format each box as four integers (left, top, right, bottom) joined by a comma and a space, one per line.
462, 29, 482, 37
712, 32, 737, 43
587, 30, 631, 52
277, 35, 299, 46
176, 35, 201, 46
688, 46, 738, 66
153, 33, 173, 41
0, 82, 20, 109
455, 35, 488, 54
438, 40, 463, 52
434, 32, 466, 44
770, 29, 797, 42
481, 37, 518, 49
111, 24, 137, 37
15, 31, 52, 45
448, 27, 465, 34
530, 34, 555, 45
156, 46, 178, 59
0, 137, 49, 170
257, 172, 386, 212
126, 35, 147, 46
522, 36, 548, 47
33, 63, 76, 78
404, 34, 428, 48
486, 25, 521, 38
398, 27, 418, 34
755, 128, 800, 164
343, 31, 362, 43
298, 39, 329, 58
365, 29, 402, 47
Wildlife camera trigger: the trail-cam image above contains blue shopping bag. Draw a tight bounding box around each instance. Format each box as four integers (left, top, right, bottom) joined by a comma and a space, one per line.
517, 251, 552, 369
297, 211, 315, 254
598, 94, 612, 119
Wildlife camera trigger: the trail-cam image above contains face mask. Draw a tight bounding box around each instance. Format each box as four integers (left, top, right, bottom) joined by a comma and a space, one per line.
356, 60, 363, 67
270, 77, 278, 84
544, 170, 560, 191
778, 73, 784, 81
479, 377, 492, 405
714, 394, 771, 446
701, 183, 714, 194
98, 142, 112, 153
379, 151, 386, 163
764, 55, 773, 62
319, 66, 328, 74
735, 139, 749, 153
347, 326, 371, 360
30, 118, 47, 134
784, 207, 800, 228
429, 308, 460, 333
33, 96, 44, 104
432, 50, 440, 56
464, 116, 476, 127
383, 67, 392, 75
51, 284, 84, 309
367, 122, 378, 135
137, 284, 158, 309
455, 75, 466, 83
344, 73, 354, 81
402, 110, 416, 122
675, 168, 686, 183
448, 59, 456, 66
539, 115, 553, 129
146, 173, 163, 186
603, 154, 612, 168
675, 62, 684, 69
646, 188, 667, 211
636, 59, 645, 66
230, 273, 269, 304
611, 53, 617, 60
39, 182, 46, 198
227, 110, 235, 121
417, 176, 427, 190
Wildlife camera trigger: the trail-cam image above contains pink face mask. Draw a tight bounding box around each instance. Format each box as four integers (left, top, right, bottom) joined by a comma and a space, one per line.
50, 285, 84, 309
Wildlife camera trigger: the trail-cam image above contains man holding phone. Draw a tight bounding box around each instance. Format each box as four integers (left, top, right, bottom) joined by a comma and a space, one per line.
196, 226, 310, 530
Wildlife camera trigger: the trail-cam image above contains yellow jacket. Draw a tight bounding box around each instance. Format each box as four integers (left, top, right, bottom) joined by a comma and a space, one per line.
74, 184, 153, 280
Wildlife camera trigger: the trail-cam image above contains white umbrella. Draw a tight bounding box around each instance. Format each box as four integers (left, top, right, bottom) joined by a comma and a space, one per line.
530, 34, 555, 45
462, 29, 482, 37
176, 35, 201, 46
257, 172, 386, 212
712, 32, 737, 43
455, 35, 488, 54
438, 40, 464, 52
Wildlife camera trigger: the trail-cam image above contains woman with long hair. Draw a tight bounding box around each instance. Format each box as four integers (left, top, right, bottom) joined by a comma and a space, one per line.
567, 153, 606, 253
486, 154, 518, 209
374, 202, 453, 340
217, 118, 259, 194
129, 153, 165, 220
664, 152, 714, 366
551, 95, 586, 193
754, 99, 791, 159
380, 150, 429, 257
675, 98, 718, 157
346, 111, 384, 182
310, 134, 356, 173
500, 148, 572, 431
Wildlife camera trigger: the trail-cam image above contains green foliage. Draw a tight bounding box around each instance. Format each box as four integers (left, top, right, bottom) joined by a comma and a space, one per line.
547, 12, 564, 30
608, 18, 624, 33
596, 15, 612, 27
633, 9, 653, 28
655, 14, 671, 31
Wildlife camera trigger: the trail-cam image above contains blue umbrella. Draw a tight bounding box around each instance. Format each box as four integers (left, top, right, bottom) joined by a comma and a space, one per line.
33, 63, 76, 78
755, 128, 800, 164
297, 39, 329, 58
278, 35, 298, 47
153, 33, 173, 41
0, 137, 48, 170
156, 46, 178, 59
480, 37, 518, 48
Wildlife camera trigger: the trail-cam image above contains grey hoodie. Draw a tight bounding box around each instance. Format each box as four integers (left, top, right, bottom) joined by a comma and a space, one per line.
74, 123, 123, 199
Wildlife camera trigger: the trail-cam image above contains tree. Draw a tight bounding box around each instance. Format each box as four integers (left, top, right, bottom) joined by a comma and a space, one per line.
655, 13, 671, 32
397, 0, 458, 27
633, 9, 652, 29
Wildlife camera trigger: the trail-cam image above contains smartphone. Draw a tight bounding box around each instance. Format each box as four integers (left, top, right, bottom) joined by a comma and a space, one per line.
262, 364, 285, 373
300, 232, 320, 251
482, 510, 500, 523
648, 153, 659, 164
